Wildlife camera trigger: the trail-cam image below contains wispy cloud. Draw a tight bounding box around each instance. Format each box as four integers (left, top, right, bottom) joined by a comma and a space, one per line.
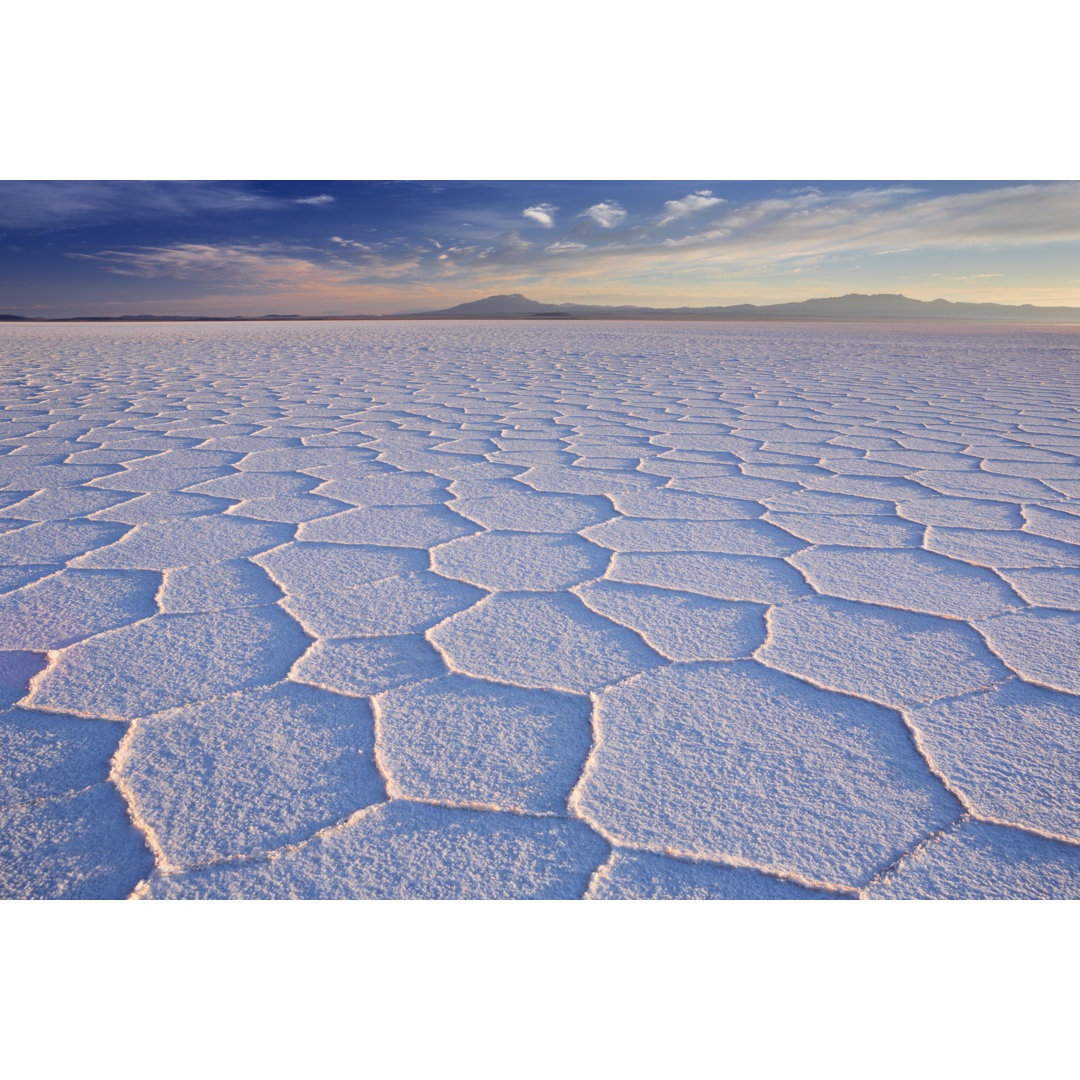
330, 235, 377, 252
522, 203, 558, 227
71, 241, 423, 291
0, 181, 284, 230
580, 201, 627, 228
657, 189, 723, 226
294, 194, 334, 205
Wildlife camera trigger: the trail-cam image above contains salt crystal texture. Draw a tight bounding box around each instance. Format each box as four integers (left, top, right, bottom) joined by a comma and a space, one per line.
2, 320, 1079, 899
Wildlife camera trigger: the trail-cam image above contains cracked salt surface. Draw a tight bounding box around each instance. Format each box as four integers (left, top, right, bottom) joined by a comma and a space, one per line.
2, 319, 1079, 899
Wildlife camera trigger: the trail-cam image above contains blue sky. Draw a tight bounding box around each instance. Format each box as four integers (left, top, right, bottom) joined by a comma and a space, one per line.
1, 180, 1078, 316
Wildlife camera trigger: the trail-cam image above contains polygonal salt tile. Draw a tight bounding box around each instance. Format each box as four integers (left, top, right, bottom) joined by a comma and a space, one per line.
742, 463, 835, 483
610, 490, 761, 520
431, 531, 608, 591
763, 490, 895, 516
574, 661, 960, 886
292, 635, 445, 695
224, 493, 348, 524
432, 438, 499, 456
255, 541, 424, 594
668, 474, 798, 499
120, 448, 241, 470
284, 572, 483, 637
763, 512, 923, 548
587, 850, 842, 900
789, 547, 1023, 619
0, 569, 159, 650
575, 580, 765, 660
2, 488, 132, 521
374, 451, 520, 483
637, 459, 736, 479
865, 820, 1080, 899
571, 456, 642, 471
912, 469, 1057, 501
375, 674, 592, 812
298, 504, 477, 547
188, 472, 316, 499
26, 606, 307, 719
314, 472, 451, 506
516, 464, 659, 495
608, 551, 810, 605
1023, 505, 1080, 545
445, 478, 532, 500
820, 458, 916, 478
973, 609, 1080, 695
648, 433, 748, 453
758, 596, 1010, 706
805, 475, 932, 501
142, 802, 608, 899
0, 784, 154, 899
0, 520, 128, 565
235, 447, 375, 472
582, 518, 802, 557
0, 708, 122, 805
866, 449, 976, 469
996, 568, 1080, 610
981, 458, 1078, 479
89, 467, 233, 493
117, 682, 385, 865
158, 559, 282, 613
925, 526, 1080, 569
906, 680, 1080, 840
895, 496, 1024, 530
69, 516, 290, 570
430, 592, 663, 692
87, 491, 234, 524
448, 492, 612, 532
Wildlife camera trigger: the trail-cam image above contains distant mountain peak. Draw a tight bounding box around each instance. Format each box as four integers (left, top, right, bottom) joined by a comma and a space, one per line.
417, 292, 1080, 323
438, 293, 561, 314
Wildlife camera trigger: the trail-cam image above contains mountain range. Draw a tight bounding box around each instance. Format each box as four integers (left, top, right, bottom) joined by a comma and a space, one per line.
420, 293, 1080, 322
3, 293, 1079, 323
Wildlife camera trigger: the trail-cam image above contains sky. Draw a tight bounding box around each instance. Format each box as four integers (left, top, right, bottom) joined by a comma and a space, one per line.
1, 180, 1078, 317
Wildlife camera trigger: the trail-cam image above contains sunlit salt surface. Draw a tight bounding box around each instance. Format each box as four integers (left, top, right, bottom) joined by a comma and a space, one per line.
2, 319, 1079, 899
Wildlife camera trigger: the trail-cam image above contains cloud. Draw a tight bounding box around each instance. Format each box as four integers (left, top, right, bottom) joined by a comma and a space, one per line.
330, 235, 377, 252
657, 189, 724, 226
477, 231, 530, 258
71, 241, 423, 291
651, 183, 1080, 265
522, 203, 558, 228
0, 181, 283, 230
545, 240, 587, 253
295, 194, 335, 205
580, 201, 627, 228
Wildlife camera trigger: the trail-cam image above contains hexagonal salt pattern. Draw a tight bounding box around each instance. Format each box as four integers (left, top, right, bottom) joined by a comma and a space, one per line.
116, 683, 385, 866
2, 319, 1079, 899
141, 803, 609, 899
374, 675, 592, 812
573, 662, 961, 887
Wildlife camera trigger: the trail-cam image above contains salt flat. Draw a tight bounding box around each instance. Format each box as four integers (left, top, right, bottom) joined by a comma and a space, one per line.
2, 319, 1079, 899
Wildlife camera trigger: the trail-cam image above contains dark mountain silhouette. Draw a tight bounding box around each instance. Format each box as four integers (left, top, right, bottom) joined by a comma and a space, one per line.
421, 292, 1080, 322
